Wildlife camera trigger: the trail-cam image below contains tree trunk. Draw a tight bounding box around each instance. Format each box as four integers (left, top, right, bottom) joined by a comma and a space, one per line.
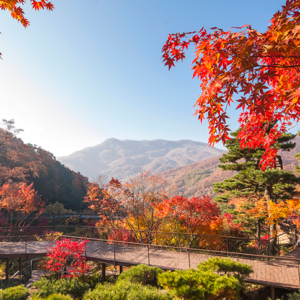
256, 219, 262, 254
265, 187, 277, 255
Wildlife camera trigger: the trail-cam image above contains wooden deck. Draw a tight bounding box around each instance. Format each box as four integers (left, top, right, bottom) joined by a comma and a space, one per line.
0, 240, 299, 289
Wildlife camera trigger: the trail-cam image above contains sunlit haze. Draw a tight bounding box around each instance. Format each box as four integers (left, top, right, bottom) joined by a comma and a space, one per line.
0, 0, 285, 156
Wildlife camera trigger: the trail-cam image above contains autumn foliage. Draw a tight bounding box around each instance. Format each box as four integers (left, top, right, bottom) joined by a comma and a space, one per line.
162, 0, 300, 170
85, 171, 228, 249
155, 195, 222, 248
43, 238, 91, 279
0, 182, 44, 231
84, 182, 121, 228
0, 0, 54, 28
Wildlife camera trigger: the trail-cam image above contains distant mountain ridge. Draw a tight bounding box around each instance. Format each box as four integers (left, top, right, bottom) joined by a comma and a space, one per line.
161, 135, 300, 199
57, 138, 225, 180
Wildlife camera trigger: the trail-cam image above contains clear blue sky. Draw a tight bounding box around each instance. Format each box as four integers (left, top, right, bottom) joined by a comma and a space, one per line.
0, 0, 286, 156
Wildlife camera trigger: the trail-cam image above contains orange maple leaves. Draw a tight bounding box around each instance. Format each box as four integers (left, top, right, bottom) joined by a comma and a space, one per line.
230, 194, 300, 229
0, 182, 45, 223
162, 0, 300, 170
0, 0, 54, 28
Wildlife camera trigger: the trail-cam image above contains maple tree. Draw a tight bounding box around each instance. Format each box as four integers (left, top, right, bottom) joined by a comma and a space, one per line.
107, 172, 169, 244
107, 227, 137, 245
0, 182, 45, 232
42, 238, 91, 279
86, 172, 170, 244
155, 195, 222, 248
162, 0, 300, 170
84, 182, 121, 228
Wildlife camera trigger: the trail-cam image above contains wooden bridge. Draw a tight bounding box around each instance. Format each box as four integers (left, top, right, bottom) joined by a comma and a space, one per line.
0, 237, 299, 290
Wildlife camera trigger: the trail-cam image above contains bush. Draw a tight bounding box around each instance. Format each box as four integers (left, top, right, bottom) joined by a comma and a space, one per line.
45, 294, 74, 300
0, 280, 23, 289
33, 277, 89, 298
83, 281, 175, 300
287, 292, 300, 300
31, 293, 73, 300
83, 271, 103, 289
126, 284, 176, 300
0, 285, 29, 300
197, 257, 253, 282
158, 269, 241, 300
117, 264, 163, 286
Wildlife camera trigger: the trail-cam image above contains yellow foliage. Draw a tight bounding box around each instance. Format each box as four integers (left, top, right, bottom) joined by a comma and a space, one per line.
0, 263, 5, 279
232, 195, 300, 228
35, 231, 63, 241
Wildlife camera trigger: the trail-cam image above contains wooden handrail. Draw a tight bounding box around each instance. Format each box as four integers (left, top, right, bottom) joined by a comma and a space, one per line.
61, 235, 300, 263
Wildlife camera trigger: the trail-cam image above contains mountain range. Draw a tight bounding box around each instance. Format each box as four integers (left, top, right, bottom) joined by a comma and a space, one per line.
57, 138, 225, 180
161, 135, 300, 198
58, 136, 300, 200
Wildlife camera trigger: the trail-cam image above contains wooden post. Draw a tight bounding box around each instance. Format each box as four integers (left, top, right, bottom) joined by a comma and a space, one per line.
53, 213, 56, 231
298, 261, 300, 285
119, 265, 123, 274
113, 243, 116, 266
19, 257, 22, 276
271, 286, 275, 300
79, 214, 82, 228
226, 237, 229, 254
101, 263, 106, 284
5, 257, 9, 280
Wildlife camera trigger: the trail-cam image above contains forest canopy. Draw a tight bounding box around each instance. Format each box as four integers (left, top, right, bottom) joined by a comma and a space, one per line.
0, 120, 89, 211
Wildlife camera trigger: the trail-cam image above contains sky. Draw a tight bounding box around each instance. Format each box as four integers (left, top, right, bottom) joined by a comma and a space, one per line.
0, 0, 287, 157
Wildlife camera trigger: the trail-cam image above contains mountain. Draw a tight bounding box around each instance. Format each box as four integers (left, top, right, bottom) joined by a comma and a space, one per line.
0, 127, 89, 211
57, 138, 225, 180
161, 135, 300, 199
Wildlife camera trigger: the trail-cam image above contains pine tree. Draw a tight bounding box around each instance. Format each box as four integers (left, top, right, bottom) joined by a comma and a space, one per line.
213, 129, 298, 203
213, 126, 300, 254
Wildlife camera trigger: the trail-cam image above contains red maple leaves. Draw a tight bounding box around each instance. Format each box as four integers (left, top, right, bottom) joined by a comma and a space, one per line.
43, 238, 91, 279
0, 0, 54, 28
162, 0, 300, 170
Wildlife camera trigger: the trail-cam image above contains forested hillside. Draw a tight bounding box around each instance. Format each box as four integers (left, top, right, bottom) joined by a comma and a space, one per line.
162, 135, 300, 198
0, 124, 89, 211
32, 148, 89, 210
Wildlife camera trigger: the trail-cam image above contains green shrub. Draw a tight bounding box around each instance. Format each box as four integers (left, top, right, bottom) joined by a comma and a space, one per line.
126, 284, 176, 300
197, 257, 253, 282
158, 269, 241, 300
46, 294, 73, 300
32, 277, 53, 297
117, 264, 163, 286
33, 277, 89, 298
0, 280, 23, 290
83, 281, 174, 300
83, 271, 103, 289
0, 285, 29, 300
83, 282, 129, 300
31, 293, 73, 300
287, 292, 300, 300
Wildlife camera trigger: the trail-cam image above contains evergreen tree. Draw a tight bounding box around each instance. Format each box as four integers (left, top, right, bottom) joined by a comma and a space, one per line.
213, 128, 298, 203
213, 126, 300, 253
